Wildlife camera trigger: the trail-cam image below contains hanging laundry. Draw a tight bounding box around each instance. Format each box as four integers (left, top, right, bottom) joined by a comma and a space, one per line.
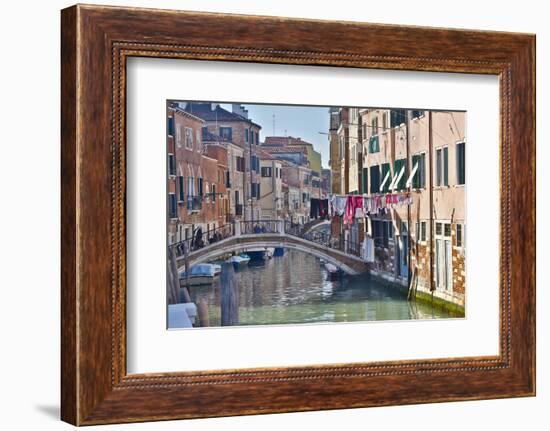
319, 199, 328, 219
332, 196, 347, 216
344, 196, 363, 225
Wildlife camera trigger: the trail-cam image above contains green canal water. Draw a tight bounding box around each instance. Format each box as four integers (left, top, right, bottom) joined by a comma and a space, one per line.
186, 249, 458, 328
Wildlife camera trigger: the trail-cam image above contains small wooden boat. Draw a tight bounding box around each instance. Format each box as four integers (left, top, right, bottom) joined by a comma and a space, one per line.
227, 254, 250, 271
179, 264, 217, 286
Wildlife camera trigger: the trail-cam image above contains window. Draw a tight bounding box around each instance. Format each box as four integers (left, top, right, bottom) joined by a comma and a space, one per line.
362, 123, 367, 140
368, 135, 379, 153
382, 221, 390, 247
261, 166, 272, 177
219, 127, 232, 141
393, 158, 407, 191
382, 112, 388, 130
168, 193, 177, 219
225, 171, 231, 187
245, 129, 249, 143
421, 221, 427, 241
175, 124, 182, 148
236, 156, 245, 172
412, 153, 426, 189
197, 177, 203, 197
204, 182, 210, 203
177, 176, 185, 202
416, 221, 427, 242
196, 129, 201, 151
390, 109, 406, 128
456, 142, 466, 185
168, 116, 174, 136
212, 184, 216, 202
370, 165, 380, 194
380, 163, 391, 192
444, 223, 451, 237
371, 116, 379, 137
187, 177, 195, 197
436, 147, 449, 186
184, 127, 193, 149
372, 220, 383, 247
435, 222, 442, 236
456, 224, 463, 247
251, 183, 261, 199
250, 155, 259, 172
201, 126, 208, 140
168, 154, 176, 177
411, 110, 424, 119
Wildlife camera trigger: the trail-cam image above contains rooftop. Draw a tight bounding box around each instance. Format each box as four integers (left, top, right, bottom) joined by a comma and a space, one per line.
261, 146, 307, 154
183, 103, 261, 129
263, 136, 314, 148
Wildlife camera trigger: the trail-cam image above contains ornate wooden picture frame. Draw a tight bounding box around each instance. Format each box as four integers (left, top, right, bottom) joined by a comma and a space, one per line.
61, 4, 535, 425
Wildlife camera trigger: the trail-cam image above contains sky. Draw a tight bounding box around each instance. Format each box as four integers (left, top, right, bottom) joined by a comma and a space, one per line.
220, 103, 331, 169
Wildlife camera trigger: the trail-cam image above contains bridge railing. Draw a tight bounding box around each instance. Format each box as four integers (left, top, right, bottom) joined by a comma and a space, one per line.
284, 220, 362, 257
170, 223, 234, 257
240, 220, 281, 235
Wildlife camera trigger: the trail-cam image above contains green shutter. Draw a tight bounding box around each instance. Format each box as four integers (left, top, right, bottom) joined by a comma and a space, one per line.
412, 155, 419, 188
457, 143, 465, 185
362, 168, 368, 193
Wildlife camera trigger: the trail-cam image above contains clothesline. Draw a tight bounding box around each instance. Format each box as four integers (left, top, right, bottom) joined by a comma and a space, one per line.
329, 192, 413, 224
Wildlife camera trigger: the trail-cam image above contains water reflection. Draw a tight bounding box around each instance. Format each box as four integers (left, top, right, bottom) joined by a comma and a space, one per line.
187, 250, 455, 328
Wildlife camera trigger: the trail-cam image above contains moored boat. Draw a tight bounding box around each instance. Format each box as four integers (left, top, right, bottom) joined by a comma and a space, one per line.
211, 263, 222, 275
227, 254, 250, 271
324, 263, 343, 280
246, 247, 267, 261
179, 264, 217, 286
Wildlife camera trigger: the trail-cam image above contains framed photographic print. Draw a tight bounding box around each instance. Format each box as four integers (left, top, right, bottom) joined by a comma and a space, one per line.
61, 4, 536, 425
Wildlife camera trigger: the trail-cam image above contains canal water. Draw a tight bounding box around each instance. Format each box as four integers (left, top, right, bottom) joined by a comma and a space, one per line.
185, 249, 456, 328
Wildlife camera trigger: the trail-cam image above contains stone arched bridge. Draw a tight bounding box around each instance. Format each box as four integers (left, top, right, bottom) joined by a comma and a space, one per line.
176, 233, 369, 275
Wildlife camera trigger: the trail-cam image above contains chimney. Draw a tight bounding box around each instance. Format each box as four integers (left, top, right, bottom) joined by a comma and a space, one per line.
232, 104, 248, 118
